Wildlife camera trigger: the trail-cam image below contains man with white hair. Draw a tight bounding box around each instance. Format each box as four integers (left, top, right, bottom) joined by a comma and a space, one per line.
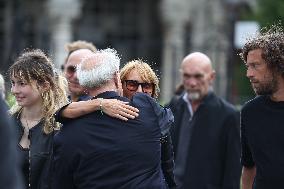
52, 48, 172, 189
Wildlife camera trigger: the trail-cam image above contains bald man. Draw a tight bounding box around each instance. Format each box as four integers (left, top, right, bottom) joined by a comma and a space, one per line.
167, 52, 241, 189
64, 49, 95, 102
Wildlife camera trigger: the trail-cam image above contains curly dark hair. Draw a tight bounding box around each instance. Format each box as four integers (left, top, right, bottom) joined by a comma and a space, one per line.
240, 24, 284, 76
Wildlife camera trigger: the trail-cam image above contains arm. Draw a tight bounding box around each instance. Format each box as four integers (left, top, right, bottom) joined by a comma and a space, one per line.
240, 108, 256, 189
242, 166, 256, 189
131, 93, 177, 188
145, 94, 177, 188
59, 98, 139, 121
161, 133, 177, 189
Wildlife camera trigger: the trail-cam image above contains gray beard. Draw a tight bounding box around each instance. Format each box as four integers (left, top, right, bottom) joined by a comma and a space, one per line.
188, 92, 201, 101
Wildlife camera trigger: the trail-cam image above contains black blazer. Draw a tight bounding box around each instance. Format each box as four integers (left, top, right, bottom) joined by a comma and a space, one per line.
52, 91, 171, 189
0, 98, 23, 189
168, 92, 241, 189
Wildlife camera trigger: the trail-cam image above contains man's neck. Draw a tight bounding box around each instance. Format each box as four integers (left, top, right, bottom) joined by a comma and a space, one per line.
190, 100, 202, 113
270, 77, 284, 102
88, 83, 117, 97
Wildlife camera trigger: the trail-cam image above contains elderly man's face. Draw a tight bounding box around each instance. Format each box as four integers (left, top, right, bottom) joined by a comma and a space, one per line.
181, 59, 214, 101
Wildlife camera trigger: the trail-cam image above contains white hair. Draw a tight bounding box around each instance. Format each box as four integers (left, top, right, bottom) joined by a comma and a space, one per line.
77, 48, 120, 88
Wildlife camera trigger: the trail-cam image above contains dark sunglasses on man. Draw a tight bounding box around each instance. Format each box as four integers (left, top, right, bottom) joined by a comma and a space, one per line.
65, 65, 76, 74
124, 80, 154, 92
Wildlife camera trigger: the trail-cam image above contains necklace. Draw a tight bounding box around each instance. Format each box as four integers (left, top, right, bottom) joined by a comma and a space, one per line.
23, 117, 41, 133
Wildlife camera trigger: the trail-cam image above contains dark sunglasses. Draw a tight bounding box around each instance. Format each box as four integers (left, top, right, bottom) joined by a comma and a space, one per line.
65, 65, 76, 74
124, 80, 154, 92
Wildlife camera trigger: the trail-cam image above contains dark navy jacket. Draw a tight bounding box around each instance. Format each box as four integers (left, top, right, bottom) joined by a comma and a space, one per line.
52, 91, 171, 189
0, 98, 23, 189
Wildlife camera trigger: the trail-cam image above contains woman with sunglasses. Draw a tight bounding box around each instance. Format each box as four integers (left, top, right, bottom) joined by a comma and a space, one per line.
56, 59, 176, 189
120, 60, 159, 99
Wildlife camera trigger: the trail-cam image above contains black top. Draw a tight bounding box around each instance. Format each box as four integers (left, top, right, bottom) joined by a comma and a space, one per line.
52, 91, 171, 189
241, 95, 284, 188
18, 144, 29, 188
13, 114, 54, 189
67, 94, 92, 102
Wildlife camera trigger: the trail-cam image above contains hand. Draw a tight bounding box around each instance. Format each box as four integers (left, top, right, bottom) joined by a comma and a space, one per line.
102, 99, 139, 121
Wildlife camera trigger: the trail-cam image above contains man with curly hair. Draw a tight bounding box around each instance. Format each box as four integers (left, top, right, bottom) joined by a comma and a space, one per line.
240, 25, 284, 189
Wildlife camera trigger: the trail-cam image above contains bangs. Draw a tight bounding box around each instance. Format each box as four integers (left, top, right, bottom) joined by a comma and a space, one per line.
9, 65, 31, 83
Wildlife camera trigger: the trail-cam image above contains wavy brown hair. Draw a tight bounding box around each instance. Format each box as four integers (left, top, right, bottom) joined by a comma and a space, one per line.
9, 49, 68, 134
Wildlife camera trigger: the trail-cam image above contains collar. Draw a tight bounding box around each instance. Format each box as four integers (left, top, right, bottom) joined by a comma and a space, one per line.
68, 94, 92, 102
182, 91, 215, 114
92, 91, 120, 99
182, 93, 193, 116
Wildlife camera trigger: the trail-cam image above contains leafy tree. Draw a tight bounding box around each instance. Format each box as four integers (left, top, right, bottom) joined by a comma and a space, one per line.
248, 0, 284, 27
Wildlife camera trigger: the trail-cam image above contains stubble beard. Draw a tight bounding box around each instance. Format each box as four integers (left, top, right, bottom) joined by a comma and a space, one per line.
253, 75, 278, 96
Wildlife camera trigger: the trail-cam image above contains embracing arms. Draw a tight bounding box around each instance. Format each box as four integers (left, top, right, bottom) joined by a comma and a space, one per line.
55, 98, 139, 123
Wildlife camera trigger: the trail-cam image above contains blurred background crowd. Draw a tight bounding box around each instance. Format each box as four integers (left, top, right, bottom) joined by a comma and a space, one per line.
0, 0, 283, 106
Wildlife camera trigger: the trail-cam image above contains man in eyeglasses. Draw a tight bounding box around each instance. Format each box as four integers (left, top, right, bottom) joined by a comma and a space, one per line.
56, 59, 177, 189
64, 48, 95, 102
52, 49, 173, 189
167, 52, 241, 189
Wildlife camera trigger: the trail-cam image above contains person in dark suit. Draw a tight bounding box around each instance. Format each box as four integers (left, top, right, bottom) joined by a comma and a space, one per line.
0, 98, 23, 189
167, 52, 241, 189
52, 48, 172, 189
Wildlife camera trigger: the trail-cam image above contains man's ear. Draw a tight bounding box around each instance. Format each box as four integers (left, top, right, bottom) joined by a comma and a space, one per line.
209, 70, 216, 85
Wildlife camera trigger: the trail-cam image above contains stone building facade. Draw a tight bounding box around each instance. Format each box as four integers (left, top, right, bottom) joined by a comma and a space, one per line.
0, 0, 255, 103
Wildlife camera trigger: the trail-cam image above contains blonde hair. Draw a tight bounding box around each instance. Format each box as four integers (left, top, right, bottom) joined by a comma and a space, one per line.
120, 59, 160, 98
9, 49, 68, 134
65, 40, 97, 55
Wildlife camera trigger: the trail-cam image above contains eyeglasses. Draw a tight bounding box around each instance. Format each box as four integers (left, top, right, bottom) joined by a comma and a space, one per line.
124, 80, 154, 92
65, 65, 76, 74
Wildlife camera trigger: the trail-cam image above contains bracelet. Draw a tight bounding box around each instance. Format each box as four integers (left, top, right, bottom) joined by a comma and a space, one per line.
98, 98, 104, 115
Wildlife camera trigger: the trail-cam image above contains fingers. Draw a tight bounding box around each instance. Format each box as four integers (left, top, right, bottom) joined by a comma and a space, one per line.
103, 99, 139, 120
123, 104, 139, 113
114, 114, 128, 121
120, 106, 139, 117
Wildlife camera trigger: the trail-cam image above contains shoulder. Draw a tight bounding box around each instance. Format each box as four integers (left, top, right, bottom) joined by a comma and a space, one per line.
166, 93, 185, 110
241, 95, 265, 112
131, 93, 156, 106
209, 93, 238, 114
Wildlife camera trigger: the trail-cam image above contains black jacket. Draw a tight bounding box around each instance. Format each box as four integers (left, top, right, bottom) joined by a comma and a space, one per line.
167, 92, 241, 189
0, 99, 23, 189
52, 92, 173, 189
14, 113, 54, 189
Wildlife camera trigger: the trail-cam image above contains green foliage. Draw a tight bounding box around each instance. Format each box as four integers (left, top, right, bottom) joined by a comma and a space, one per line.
234, 61, 255, 104
6, 92, 16, 108
243, 0, 284, 27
